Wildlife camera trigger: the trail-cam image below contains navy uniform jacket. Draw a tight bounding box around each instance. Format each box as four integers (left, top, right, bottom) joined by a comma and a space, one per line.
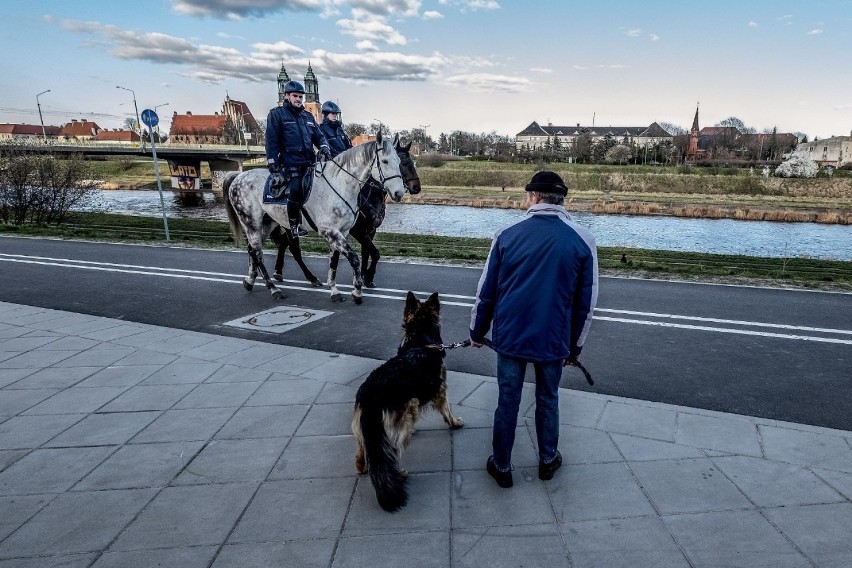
320, 118, 353, 157
265, 103, 329, 168
470, 204, 599, 362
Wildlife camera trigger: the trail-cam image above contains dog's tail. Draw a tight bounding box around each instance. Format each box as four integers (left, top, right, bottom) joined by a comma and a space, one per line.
360, 403, 407, 512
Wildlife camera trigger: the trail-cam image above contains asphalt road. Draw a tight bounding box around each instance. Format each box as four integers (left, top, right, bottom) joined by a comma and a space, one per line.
2, 236, 850, 430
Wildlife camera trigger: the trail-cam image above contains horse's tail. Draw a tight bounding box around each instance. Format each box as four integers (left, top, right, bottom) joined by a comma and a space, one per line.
222, 172, 244, 245
360, 402, 407, 512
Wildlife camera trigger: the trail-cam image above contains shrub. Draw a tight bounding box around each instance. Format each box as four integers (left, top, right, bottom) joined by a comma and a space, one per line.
775, 152, 818, 178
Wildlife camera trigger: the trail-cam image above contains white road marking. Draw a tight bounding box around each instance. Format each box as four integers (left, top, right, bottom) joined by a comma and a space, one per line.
3, 253, 850, 345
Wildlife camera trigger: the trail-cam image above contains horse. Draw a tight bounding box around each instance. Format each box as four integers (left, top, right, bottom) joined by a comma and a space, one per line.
223, 130, 406, 304
269, 137, 421, 289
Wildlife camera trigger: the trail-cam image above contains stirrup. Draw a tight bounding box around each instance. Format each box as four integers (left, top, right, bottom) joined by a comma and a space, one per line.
289, 224, 308, 238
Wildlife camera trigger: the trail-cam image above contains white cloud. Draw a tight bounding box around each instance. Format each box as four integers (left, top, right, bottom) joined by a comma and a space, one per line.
310, 48, 446, 80
356, 39, 379, 50
748, 21, 758, 27
437, 0, 500, 11
342, 0, 422, 17
807, 28, 823, 35
252, 40, 305, 56
649, 33, 660, 41
442, 73, 530, 92
573, 65, 587, 70
625, 28, 642, 37
171, 0, 324, 19
530, 67, 552, 74
337, 12, 408, 45
423, 10, 443, 19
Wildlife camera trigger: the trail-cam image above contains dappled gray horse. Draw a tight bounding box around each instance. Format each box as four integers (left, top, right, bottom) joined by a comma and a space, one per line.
224, 131, 406, 304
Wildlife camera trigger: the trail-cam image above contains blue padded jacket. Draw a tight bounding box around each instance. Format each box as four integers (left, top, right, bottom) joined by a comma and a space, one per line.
265, 103, 329, 168
319, 119, 353, 157
469, 204, 599, 362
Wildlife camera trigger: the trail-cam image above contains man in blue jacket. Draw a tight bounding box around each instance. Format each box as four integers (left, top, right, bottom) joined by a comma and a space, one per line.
265, 80, 331, 238
470, 170, 599, 488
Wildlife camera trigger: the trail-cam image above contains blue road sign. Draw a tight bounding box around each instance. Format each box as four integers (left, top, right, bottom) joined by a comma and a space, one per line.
141, 109, 159, 128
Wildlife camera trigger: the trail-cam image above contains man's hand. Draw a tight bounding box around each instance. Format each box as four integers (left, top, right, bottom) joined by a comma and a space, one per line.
469, 338, 483, 348
268, 166, 286, 188
563, 355, 580, 367
318, 146, 332, 161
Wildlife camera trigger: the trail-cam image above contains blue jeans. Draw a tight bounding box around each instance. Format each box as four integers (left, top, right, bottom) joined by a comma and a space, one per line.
492, 354, 562, 471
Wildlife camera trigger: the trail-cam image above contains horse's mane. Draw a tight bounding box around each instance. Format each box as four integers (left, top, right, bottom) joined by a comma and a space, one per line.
333, 138, 389, 170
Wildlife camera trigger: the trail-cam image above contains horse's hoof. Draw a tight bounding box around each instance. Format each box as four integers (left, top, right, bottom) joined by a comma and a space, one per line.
272, 289, 287, 300
352, 294, 363, 305
243, 280, 254, 291
273, 272, 283, 282
331, 293, 347, 303
364, 281, 376, 289
310, 278, 323, 288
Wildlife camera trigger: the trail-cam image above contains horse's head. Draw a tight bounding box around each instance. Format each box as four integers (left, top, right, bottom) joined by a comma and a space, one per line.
393, 135, 421, 195
372, 130, 406, 202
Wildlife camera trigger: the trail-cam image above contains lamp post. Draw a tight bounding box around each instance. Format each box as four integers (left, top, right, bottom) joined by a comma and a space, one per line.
116, 85, 144, 151
154, 103, 169, 142
36, 89, 50, 142
418, 124, 430, 154
372, 118, 383, 138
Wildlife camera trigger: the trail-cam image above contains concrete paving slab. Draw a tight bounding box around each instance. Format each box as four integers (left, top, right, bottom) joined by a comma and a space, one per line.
1, 350, 78, 369
301, 354, 378, 385
50, 347, 136, 369
0, 494, 54, 542
0, 552, 96, 567
664, 509, 812, 568
553, 423, 624, 465
212, 540, 335, 568
296, 403, 359, 436
555, 391, 608, 429
609, 432, 706, 462
333, 531, 449, 568
0, 369, 34, 389
0, 488, 156, 558
0, 447, 115, 495
713, 455, 846, 507
812, 468, 852, 501
174, 437, 288, 484
22, 387, 128, 416
109, 348, 178, 367
99, 384, 196, 412
173, 381, 261, 410
597, 401, 677, 442
270, 435, 355, 480
228, 478, 355, 543
0, 414, 85, 450
630, 458, 753, 514
399, 429, 454, 473
0, 450, 28, 471
45, 412, 161, 447
110, 483, 258, 551
139, 360, 222, 385
675, 411, 763, 456
0, 390, 60, 417
453, 523, 569, 568
562, 515, 690, 568
74, 364, 163, 388
244, 378, 323, 406
764, 503, 852, 568
204, 364, 271, 384
5, 366, 99, 390
452, 467, 555, 528
130, 408, 235, 443
73, 440, 204, 491
761, 425, 852, 472
92, 546, 218, 568
255, 349, 329, 375
215, 405, 309, 440
451, 425, 538, 470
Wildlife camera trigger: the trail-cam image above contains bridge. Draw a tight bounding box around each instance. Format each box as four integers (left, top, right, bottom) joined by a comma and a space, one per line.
3, 141, 267, 197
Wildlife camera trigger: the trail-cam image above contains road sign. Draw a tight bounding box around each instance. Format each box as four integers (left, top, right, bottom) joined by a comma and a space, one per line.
141, 109, 159, 128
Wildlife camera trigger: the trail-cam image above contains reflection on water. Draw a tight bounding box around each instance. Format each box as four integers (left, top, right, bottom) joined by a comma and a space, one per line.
81, 189, 852, 261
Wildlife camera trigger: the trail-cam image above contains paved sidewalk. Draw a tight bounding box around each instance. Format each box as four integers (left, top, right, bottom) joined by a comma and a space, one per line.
1, 301, 851, 567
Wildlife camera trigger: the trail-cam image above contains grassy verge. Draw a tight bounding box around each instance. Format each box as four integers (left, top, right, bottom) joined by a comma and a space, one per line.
3, 212, 850, 291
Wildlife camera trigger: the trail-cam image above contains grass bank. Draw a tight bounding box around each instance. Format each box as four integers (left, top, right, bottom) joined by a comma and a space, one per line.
3, 212, 850, 292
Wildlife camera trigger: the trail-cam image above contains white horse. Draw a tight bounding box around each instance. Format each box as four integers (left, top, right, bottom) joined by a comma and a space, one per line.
224, 131, 405, 304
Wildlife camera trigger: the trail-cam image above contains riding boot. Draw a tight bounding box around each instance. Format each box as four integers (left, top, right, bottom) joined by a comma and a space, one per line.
287, 201, 308, 238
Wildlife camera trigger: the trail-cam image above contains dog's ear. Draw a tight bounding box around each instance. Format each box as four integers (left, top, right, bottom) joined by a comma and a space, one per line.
425, 292, 440, 314
404, 291, 420, 318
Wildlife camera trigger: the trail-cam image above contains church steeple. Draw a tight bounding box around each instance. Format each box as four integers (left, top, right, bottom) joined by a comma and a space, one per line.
304, 61, 319, 104
690, 103, 700, 134
277, 62, 290, 104
686, 103, 700, 163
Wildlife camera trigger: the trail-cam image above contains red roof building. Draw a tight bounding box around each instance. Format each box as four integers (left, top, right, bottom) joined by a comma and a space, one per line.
168, 112, 228, 144
59, 120, 103, 140
0, 123, 62, 140
91, 129, 141, 143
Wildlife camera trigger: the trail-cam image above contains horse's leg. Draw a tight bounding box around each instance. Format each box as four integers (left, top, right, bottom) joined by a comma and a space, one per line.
270, 225, 287, 282
322, 229, 363, 305
244, 244, 258, 291
288, 234, 323, 287
360, 229, 380, 288
327, 249, 344, 302
246, 238, 286, 300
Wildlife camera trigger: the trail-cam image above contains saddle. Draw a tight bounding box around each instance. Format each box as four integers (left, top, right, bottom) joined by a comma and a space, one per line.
263, 166, 313, 204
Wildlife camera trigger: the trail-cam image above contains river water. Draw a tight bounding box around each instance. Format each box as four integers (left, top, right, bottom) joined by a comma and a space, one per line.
83, 190, 852, 261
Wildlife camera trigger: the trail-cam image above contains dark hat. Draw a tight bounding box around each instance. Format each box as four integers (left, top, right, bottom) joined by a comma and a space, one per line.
525, 170, 568, 196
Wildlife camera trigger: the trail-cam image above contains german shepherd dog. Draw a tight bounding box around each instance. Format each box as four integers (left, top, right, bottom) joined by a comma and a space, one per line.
352, 291, 464, 512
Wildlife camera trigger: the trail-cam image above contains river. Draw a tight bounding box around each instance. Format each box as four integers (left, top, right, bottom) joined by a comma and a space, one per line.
83, 190, 852, 261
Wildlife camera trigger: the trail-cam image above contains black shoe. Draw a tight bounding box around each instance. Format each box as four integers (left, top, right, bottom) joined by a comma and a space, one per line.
487, 456, 513, 488
289, 225, 308, 238
538, 451, 562, 481
273, 272, 283, 282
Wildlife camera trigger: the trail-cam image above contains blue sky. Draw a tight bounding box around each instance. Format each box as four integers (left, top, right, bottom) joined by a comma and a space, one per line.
1, 0, 850, 139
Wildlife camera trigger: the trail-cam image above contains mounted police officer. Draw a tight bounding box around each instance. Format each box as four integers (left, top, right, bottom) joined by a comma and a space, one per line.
265, 80, 331, 239
318, 101, 352, 157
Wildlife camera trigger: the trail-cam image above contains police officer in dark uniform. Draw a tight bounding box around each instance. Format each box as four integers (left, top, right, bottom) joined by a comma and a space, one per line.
318, 101, 352, 157
265, 80, 331, 238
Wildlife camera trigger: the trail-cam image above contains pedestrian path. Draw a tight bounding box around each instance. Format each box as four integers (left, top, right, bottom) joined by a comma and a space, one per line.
1, 301, 851, 567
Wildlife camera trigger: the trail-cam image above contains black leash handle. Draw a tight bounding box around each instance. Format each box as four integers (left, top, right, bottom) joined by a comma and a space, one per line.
458, 339, 594, 386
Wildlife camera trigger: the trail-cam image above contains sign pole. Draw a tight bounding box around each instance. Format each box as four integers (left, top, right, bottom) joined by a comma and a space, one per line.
141, 109, 170, 241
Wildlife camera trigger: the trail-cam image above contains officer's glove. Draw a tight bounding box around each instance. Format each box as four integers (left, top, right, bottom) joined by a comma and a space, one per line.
267, 164, 286, 188
318, 146, 332, 161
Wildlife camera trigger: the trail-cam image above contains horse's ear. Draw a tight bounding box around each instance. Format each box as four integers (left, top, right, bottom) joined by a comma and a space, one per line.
404, 291, 420, 318
425, 292, 440, 313
404, 141, 412, 152
393, 133, 400, 148
376, 129, 383, 146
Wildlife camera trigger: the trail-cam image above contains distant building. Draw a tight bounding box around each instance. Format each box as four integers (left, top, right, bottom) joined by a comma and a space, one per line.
515, 121, 672, 151
686, 106, 797, 162
795, 133, 852, 168
0, 123, 61, 141
59, 119, 103, 141
167, 96, 262, 145
91, 129, 141, 144
275, 62, 322, 123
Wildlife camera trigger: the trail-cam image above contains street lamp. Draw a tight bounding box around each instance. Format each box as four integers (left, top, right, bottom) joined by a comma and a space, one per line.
372, 118, 383, 137
418, 124, 430, 153
116, 85, 144, 151
36, 89, 50, 142
154, 103, 169, 141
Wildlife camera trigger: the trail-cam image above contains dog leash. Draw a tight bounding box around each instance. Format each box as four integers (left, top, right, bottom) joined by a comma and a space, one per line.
448, 338, 594, 386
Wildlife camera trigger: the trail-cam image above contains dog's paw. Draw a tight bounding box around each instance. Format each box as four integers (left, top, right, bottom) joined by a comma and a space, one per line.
451, 417, 464, 429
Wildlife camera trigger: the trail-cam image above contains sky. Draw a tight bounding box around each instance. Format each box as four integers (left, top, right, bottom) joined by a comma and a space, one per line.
1, 0, 851, 140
